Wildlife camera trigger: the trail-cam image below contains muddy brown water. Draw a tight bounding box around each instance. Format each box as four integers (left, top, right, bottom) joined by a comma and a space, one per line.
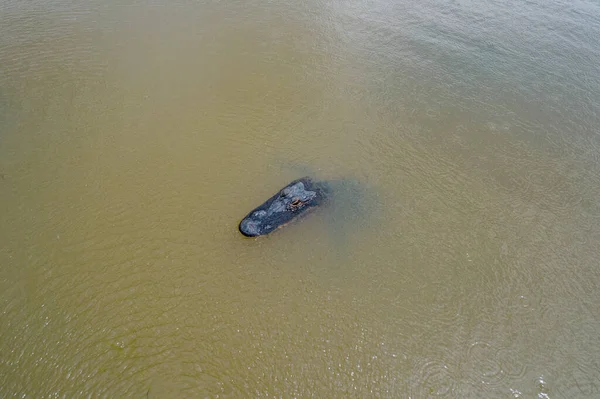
1, 0, 600, 397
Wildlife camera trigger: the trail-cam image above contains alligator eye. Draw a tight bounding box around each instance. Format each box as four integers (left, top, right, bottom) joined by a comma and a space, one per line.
291, 199, 302, 206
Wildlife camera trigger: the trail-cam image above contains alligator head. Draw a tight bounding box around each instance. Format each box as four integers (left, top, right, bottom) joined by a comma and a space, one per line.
239, 177, 327, 237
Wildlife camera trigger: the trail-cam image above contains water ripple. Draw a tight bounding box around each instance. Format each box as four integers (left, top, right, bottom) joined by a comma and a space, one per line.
411, 358, 457, 397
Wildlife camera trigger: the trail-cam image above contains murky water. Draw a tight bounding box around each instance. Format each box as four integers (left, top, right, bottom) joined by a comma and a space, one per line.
1, 0, 600, 397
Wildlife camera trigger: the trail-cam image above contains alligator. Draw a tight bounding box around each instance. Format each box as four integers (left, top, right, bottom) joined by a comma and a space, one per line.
239, 177, 328, 237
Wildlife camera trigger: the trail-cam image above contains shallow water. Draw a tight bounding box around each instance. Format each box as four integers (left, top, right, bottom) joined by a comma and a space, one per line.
1, 0, 600, 397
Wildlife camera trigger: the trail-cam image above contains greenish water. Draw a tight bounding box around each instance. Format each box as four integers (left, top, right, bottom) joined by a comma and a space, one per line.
1, 0, 599, 397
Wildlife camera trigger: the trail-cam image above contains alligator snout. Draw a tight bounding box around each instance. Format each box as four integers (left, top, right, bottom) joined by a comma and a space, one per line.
239, 177, 327, 237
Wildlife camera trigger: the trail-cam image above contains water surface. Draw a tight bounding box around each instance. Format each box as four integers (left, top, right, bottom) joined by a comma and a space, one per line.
1, 0, 600, 397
